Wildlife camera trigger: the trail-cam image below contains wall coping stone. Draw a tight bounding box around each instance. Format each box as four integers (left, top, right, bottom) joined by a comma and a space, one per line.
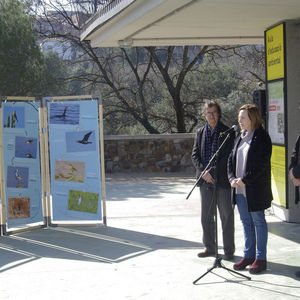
104, 133, 195, 141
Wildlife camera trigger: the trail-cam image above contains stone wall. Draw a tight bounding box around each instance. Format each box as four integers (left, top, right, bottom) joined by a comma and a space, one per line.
104, 133, 196, 173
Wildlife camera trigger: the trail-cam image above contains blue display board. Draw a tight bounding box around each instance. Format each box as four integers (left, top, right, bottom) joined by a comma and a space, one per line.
46, 99, 103, 223
2, 101, 44, 230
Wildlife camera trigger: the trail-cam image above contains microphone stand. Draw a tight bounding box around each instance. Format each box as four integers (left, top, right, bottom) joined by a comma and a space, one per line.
187, 132, 251, 284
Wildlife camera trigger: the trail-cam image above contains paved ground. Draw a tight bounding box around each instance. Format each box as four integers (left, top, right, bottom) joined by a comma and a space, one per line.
0, 173, 300, 300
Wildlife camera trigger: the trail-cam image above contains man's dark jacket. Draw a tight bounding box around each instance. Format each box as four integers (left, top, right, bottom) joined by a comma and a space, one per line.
289, 134, 300, 203
228, 126, 273, 212
191, 121, 234, 189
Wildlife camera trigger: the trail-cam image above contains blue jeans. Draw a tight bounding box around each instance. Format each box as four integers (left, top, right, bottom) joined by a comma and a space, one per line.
236, 194, 268, 260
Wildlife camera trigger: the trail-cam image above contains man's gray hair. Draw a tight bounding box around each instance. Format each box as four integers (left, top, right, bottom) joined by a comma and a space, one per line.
202, 100, 222, 119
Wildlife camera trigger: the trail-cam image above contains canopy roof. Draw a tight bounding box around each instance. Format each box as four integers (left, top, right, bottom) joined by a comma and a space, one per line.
81, 0, 300, 47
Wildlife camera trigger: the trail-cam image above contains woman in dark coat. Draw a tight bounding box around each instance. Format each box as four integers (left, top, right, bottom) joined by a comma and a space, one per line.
228, 104, 272, 274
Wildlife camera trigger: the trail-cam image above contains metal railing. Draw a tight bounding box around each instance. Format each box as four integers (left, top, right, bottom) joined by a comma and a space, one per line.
83, 0, 133, 30
98, 0, 124, 17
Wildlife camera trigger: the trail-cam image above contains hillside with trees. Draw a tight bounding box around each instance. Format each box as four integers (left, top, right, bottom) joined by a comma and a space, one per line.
1, 0, 265, 134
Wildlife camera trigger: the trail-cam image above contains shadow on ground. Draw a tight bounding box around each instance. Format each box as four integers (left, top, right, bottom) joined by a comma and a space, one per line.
0, 225, 201, 272
268, 221, 300, 244
194, 265, 300, 299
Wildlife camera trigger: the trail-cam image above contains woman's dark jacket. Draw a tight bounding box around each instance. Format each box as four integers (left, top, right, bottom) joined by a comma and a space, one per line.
191, 121, 234, 189
289, 134, 300, 203
227, 126, 273, 212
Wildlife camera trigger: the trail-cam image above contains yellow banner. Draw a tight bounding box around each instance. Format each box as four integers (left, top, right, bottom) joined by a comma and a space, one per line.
266, 23, 285, 81
271, 145, 286, 207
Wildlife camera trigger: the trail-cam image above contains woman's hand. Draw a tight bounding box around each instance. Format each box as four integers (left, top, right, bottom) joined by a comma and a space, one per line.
230, 178, 245, 188
236, 178, 245, 187
230, 178, 239, 188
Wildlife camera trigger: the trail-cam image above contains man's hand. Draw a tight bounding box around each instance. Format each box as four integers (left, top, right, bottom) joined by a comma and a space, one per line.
289, 168, 296, 181
202, 171, 215, 184
293, 178, 300, 186
290, 168, 300, 186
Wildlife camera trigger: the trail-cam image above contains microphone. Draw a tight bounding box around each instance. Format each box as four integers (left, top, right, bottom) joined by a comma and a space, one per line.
220, 125, 238, 136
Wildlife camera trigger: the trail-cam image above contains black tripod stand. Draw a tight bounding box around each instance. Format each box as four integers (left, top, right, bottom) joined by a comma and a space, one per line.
187, 132, 251, 284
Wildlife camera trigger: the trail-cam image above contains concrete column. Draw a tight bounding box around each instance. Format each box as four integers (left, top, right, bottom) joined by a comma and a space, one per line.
285, 21, 300, 222
271, 21, 300, 222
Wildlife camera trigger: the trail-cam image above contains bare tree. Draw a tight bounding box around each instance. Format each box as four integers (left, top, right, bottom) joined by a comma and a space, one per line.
32, 0, 263, 134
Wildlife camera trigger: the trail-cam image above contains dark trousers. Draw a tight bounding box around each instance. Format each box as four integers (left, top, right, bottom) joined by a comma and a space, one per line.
199, 186, 235, 254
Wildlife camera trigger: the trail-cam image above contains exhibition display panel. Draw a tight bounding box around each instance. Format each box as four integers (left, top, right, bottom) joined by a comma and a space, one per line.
0, 95, 106, 235
45, 97, 105, 224
0, 98, 45, 234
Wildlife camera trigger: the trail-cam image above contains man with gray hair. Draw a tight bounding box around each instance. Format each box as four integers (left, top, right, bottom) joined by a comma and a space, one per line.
191, 100, 235, 260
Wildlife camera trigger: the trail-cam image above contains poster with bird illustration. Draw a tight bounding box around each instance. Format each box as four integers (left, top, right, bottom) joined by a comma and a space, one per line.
46, 98, 103, 223
15, 136, 37, 159
3, 106, 25, 128
55, 160, 85, 182
8, 197, 30, 219
1, 100, 44, 231
6, 166, 29, 188
49, 103, 80, 125
68, 190, 98, 214
66, 130, 96, 152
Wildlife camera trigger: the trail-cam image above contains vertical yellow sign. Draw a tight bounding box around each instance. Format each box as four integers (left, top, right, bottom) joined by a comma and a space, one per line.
266, 23, 285, 81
